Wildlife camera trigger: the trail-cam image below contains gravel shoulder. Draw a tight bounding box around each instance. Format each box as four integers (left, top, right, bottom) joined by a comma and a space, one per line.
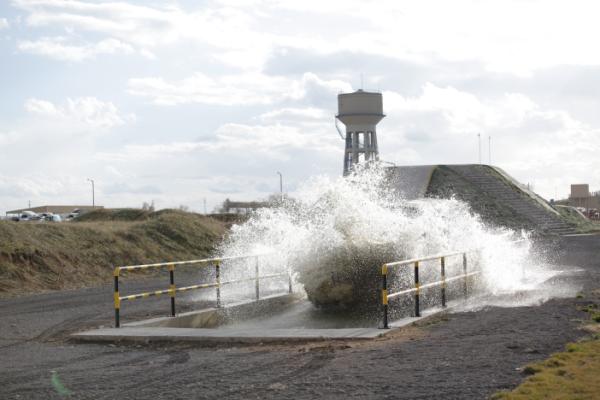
1, 235, 599, 399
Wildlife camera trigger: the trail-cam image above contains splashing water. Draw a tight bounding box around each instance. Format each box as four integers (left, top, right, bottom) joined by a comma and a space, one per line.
219, 165, 563, 317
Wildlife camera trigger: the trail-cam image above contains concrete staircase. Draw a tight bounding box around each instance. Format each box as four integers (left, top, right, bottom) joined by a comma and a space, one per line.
447, 165, 576, 236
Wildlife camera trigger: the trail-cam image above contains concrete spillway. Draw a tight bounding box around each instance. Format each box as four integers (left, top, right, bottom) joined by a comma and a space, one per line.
386, 164, 577, 235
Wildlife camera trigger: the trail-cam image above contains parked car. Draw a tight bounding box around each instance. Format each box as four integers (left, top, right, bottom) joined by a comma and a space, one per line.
19, 211, 39, 221
66, 209, 81, 220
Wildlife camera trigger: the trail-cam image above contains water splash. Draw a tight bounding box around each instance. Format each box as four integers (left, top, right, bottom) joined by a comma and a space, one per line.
219, 165, 562, 315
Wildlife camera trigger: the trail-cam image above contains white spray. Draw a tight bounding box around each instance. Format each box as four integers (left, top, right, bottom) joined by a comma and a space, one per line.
218, 165, 564, 315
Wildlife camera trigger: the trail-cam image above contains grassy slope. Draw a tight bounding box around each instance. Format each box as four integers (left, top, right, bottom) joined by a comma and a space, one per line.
0, 209, 227, 296
426, 165, 539, 232
555, 206, 600, 234
427, 165, 591, 233
493, 294, 600, 400
492, 336, 600, 400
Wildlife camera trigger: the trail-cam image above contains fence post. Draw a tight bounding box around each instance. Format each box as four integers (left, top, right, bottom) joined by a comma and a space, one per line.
215, 260, 222, 308
255, 256, 260, 301
414, 261, 420, 317
462, 253, 468, 299
169, 264, 176, 316
441, 257, 446, 307
381, 264, 389, 329
520, 247, 526, 281
114, 267, 120, 328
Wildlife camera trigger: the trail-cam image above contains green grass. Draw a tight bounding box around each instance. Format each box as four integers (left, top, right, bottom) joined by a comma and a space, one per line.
555, 206, 600, 233
492, 337, 600, 400
75, 208, 155, 222
0, 209, 227, 296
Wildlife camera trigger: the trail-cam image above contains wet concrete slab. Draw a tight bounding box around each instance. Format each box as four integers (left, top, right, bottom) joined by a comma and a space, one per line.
72, 326, 387, 343
71, 304, 452, 344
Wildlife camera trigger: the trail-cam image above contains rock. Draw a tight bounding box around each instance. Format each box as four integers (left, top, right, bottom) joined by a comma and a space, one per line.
268, 383, 287, 390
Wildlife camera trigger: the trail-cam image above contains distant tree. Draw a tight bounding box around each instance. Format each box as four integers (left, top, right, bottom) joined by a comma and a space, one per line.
142, 200, 155, 212
179, 204, 190, 212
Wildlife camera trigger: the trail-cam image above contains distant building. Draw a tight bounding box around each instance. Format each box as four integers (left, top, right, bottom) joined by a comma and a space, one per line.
221, 199, 270, 214
568, 184, 599, 210
570, 184, 590, 198
6, 205, 102, 215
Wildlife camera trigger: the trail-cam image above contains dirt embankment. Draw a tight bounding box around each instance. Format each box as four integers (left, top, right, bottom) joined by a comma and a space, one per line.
0, 209, 228, 297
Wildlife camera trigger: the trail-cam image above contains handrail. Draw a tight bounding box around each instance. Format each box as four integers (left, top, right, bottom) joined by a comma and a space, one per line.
384, 239, 526, 267
113, 253, 291, 328
379, 239, 528, 328
380, 251, 473, 329
116, 253, 272, 271
384, 250, 467, 267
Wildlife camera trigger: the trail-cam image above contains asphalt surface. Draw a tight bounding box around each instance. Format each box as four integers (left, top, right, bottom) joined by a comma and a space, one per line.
1, 235, 599, 399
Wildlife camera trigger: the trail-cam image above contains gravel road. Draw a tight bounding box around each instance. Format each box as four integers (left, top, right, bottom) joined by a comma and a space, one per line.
1, 235, 599, 399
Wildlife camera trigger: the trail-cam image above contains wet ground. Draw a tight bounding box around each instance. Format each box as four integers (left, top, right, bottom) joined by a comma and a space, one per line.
1, 235, 599, 399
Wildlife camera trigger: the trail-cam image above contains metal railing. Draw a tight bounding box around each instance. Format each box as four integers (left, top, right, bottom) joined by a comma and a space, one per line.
113, 254, 292, 327
380, 250, 480, 329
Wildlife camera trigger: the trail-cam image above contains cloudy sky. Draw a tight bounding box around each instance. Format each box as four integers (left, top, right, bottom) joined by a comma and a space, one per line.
1, 0, 599, 213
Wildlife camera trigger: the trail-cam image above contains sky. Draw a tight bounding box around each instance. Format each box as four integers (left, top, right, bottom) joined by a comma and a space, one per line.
1, 0, 599, 213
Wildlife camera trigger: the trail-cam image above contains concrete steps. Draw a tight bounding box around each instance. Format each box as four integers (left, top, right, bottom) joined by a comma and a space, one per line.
447, 165, 577, 236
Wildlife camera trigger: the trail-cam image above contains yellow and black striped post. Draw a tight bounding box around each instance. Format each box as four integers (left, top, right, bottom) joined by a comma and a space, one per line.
169, 264, 176, 317
441, 257, 446, 307
414, 261, 420, 317
114, 267, 120, 328
255, 256, 260, 300
381, 264, 389, 329
462, 252, 468, 298
215, 260, 221, 308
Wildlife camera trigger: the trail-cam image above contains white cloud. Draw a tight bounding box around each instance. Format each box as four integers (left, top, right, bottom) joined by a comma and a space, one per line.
128, 72, 351, 106
18, 36, 135, 61
258, 107, 329, 122
97, 120, 338, 163
0, 18, 9, 29
12, 0, 269, 67
377, 83, 600, 198
127, 73, 297, 106
6, 0, 600, 212
0, 175, 68, 198
24, 97, 131, 129
0, 131, 19, 146
14, 0, 600, 74
13, 0, 181, 46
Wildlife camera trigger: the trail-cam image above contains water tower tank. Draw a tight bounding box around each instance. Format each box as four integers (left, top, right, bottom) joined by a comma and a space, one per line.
336, 90, 385, 175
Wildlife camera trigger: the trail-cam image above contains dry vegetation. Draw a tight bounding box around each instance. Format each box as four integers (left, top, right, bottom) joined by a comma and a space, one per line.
0, 209, 227, 297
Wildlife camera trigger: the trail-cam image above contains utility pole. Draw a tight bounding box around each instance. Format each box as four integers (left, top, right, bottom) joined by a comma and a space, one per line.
87, 178, 95, 208
277, 172, 283, 202
488, 135, 492, 164
477, 133, 481, 164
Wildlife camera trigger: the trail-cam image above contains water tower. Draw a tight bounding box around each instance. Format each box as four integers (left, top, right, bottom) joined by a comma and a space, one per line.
336, 90, 385, 175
